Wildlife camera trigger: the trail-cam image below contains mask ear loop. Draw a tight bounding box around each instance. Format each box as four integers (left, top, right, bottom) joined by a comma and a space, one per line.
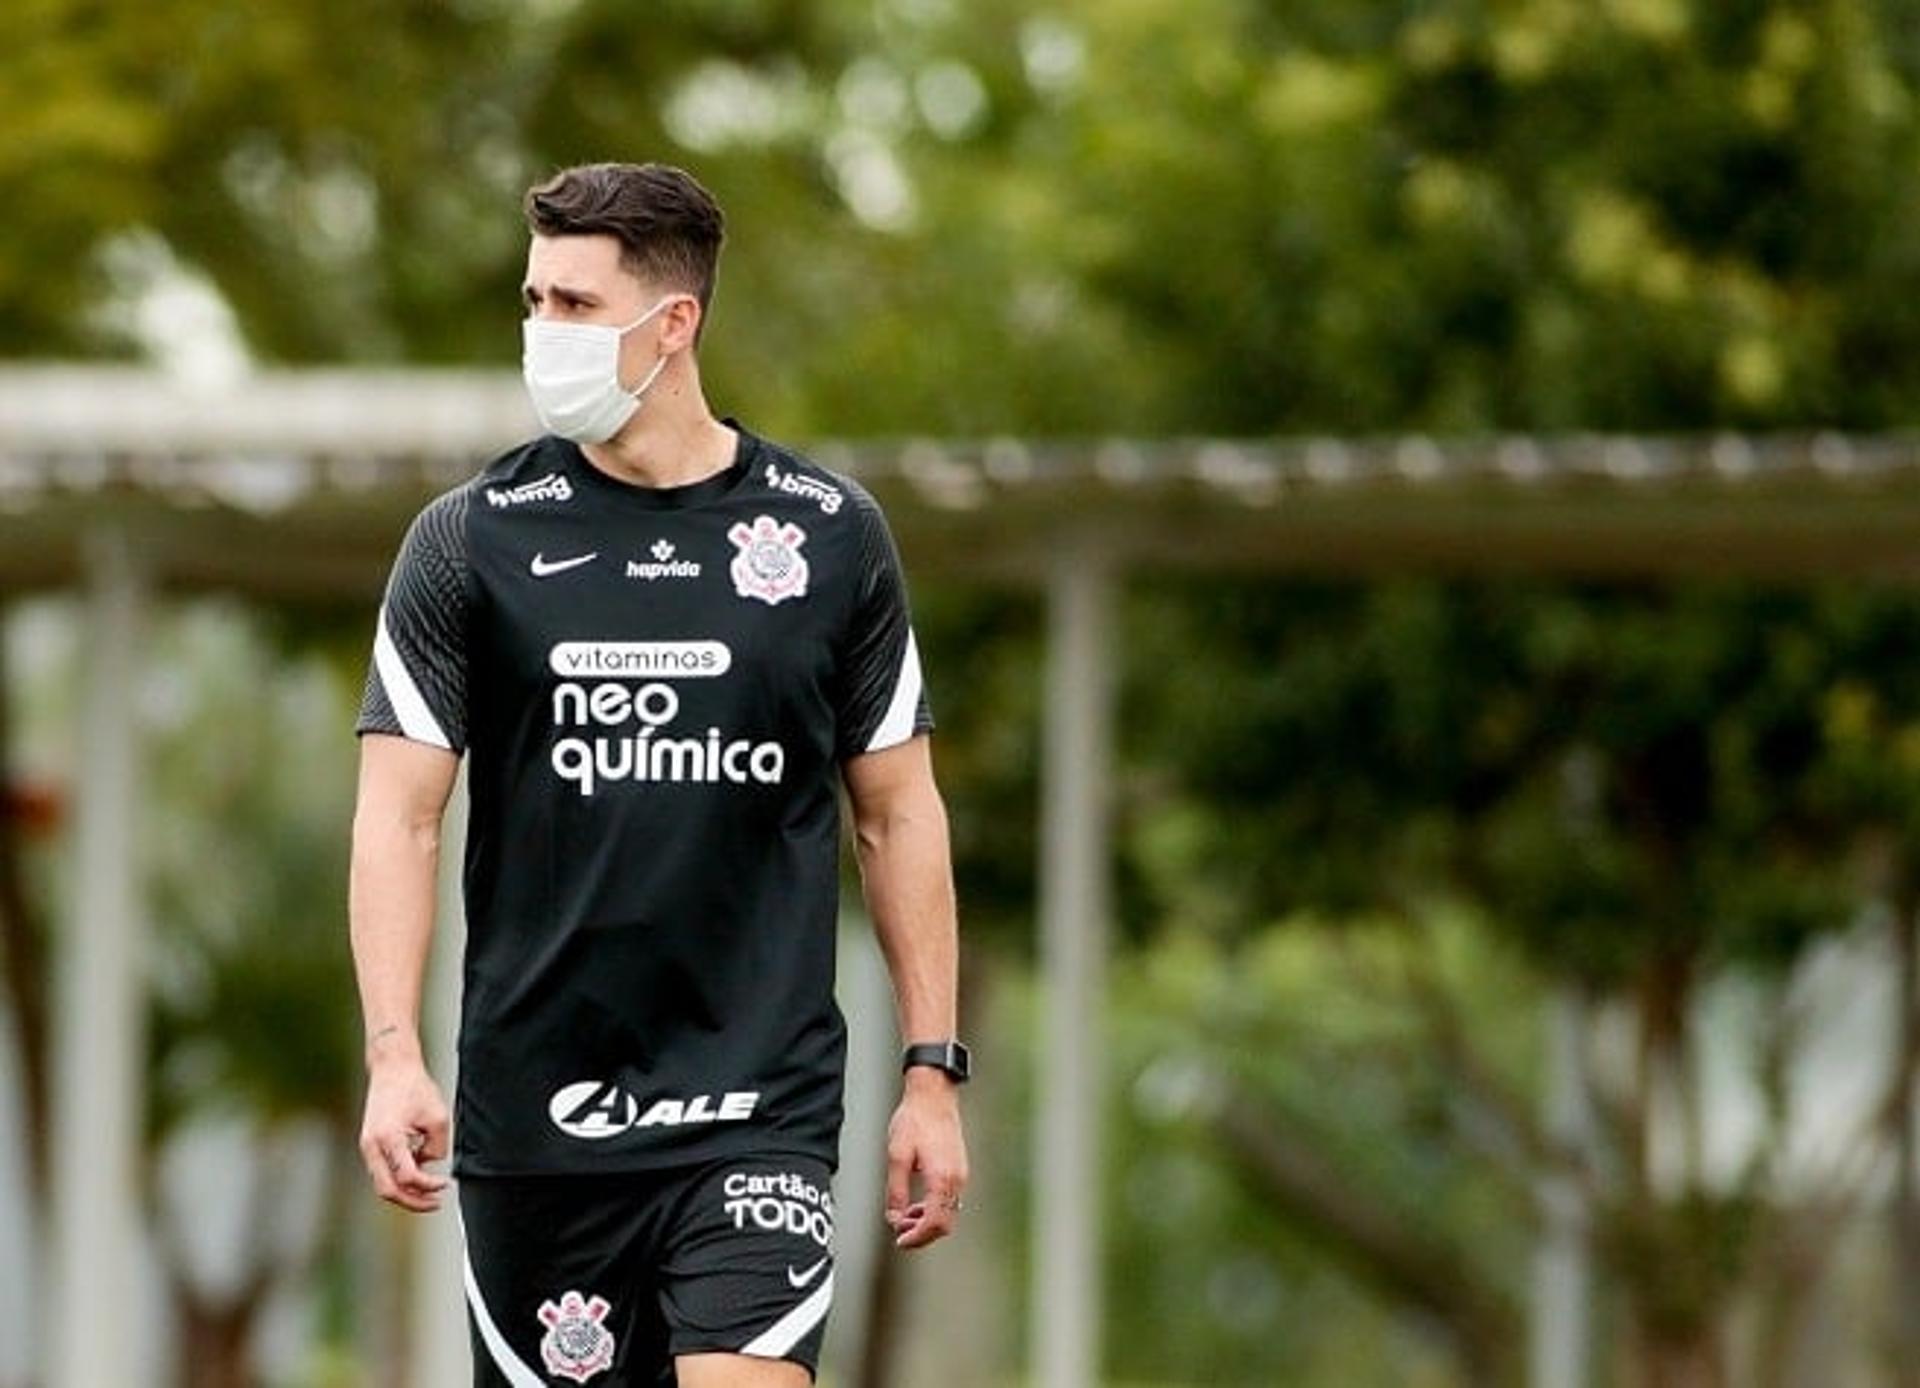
615, 292, 698, 335
627, 351, 671, 400
621, 295, 695, 399
608, 292, 699, 399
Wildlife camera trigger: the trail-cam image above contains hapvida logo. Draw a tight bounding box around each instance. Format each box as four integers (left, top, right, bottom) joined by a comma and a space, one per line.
626, 538, 702, 581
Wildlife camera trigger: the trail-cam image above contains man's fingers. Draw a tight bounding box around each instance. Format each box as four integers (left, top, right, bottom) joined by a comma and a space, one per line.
884, 1143, 912, 1217
361, 1144, 424, 1210
894, 1203, 956, 1249
359, 1133, 395, 1192
361, 1132, 446, 1213
884, 1105, 967, 1246
915, 1166, 964, 1213
360, 1146, 396, 1202
892, 1163, 967, 1249
389, 1140, 450, 1196
359, 1067, 452, 1214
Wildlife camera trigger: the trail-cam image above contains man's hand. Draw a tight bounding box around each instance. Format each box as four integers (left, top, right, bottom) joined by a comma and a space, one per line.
358, 1042, 451, 1214
884, 1070, 969, 1249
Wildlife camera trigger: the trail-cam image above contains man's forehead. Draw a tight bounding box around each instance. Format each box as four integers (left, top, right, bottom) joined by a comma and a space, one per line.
524, 232, 631, 286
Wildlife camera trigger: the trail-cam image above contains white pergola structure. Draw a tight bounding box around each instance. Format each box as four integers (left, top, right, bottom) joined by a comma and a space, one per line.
11, 367, 1920, 1387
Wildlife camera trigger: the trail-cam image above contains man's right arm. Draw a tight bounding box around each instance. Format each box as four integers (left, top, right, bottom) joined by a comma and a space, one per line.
350, 732, 460, 1212
350, 488, 471, 1212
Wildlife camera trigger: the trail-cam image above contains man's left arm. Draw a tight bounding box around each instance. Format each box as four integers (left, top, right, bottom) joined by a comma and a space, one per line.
844, 733, 969, 1250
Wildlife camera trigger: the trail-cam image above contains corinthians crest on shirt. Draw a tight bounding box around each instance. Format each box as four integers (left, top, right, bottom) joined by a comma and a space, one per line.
538, 1290, 617, 1383
729, 515, 809, 605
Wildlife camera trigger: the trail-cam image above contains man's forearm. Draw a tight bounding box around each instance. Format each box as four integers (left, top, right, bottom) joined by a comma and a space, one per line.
855, 784, 959, 1042
855, 764, 969, 1250
349, 806, 441, 1068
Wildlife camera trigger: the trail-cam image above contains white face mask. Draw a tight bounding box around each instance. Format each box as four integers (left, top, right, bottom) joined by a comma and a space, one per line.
521, 295, 680, 444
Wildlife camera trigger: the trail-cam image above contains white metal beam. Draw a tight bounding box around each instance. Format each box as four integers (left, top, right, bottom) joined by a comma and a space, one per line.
1031, 538, 1116, 1388
47, 526, 147, 1386
1530, 986, 1594, 1388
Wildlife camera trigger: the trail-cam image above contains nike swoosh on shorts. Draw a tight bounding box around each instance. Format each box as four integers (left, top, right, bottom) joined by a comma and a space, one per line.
786, 1256, 830, 1289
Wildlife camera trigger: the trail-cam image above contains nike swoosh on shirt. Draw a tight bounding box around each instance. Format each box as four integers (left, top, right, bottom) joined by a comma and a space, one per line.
786, 1256, 830, 1290
530, 551, 598, 577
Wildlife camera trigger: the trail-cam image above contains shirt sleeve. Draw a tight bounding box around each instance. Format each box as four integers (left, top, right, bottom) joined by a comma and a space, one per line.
356, 487, 470, 753
834, 484, 935, 760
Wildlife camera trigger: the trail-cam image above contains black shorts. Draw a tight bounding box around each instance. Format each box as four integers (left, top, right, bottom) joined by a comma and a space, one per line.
460, 1154, 837, 1386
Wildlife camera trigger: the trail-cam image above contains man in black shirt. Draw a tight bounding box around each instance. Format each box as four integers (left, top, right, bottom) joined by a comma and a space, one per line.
350, 162, 970, 1387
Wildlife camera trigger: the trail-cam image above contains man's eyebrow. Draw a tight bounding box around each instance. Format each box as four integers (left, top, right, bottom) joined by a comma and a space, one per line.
533, 283, 601, 306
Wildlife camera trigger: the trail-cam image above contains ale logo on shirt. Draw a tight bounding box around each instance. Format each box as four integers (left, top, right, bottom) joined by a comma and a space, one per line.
729, 515, 809, 605
548, 1080, 640, 1139
549, 1080, 761, 1138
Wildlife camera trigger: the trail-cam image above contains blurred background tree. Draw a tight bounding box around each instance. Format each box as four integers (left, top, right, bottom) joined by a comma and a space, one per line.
14, 0, 1920, 433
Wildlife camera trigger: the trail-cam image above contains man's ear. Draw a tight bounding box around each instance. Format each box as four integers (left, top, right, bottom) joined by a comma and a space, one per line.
660, 294, 704, 352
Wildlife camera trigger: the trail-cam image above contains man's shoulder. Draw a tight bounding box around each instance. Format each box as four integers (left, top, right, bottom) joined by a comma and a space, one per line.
393, 438, 578, 563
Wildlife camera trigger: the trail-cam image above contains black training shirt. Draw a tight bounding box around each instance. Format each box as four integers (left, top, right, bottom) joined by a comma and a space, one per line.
357, 424, 932, 1176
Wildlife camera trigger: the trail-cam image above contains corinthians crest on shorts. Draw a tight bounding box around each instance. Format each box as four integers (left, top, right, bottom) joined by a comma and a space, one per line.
538, 1289, 617, 1383
729, 515, 809, 605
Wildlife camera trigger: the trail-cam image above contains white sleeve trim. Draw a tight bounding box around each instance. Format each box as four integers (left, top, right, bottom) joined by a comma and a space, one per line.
463, 1248, 546, 1388
739, 1271, 834, 1359
863, 628, 924, 754
374, 605, 453, 750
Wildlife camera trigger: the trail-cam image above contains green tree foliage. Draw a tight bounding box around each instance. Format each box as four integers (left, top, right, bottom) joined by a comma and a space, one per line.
1118, 577, 1920, 1379
878, 0, 1920, 433
1102, 916, 1533, 1386
17, 1, 1920, 436
140, 605, 363, 1385
1125, 577, 1920, 977
2, 0, 511, 360
145, 605, 359, 1130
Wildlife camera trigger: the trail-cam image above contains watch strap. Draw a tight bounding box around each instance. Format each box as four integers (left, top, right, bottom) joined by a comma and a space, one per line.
902, 1040, 971, 1083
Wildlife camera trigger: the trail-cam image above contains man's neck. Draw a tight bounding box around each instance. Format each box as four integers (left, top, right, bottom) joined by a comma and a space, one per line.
580, 372, 737, 489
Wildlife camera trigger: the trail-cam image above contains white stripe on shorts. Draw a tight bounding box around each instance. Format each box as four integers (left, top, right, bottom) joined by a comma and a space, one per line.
739, 1270, 835, 1360
463, 1246, 546, 1388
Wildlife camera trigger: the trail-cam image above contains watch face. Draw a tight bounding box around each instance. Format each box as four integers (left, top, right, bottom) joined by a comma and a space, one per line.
947, 1042, 972, 1081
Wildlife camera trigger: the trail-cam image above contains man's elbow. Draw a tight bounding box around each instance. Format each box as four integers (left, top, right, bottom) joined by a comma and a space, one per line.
352, 799, 443, 867
852, 783, 948, 856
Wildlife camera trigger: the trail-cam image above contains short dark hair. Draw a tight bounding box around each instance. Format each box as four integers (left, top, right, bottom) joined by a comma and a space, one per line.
524, 162, 726, 318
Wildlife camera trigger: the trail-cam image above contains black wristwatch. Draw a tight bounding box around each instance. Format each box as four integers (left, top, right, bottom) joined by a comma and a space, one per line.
902, 1040, 972, 1085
